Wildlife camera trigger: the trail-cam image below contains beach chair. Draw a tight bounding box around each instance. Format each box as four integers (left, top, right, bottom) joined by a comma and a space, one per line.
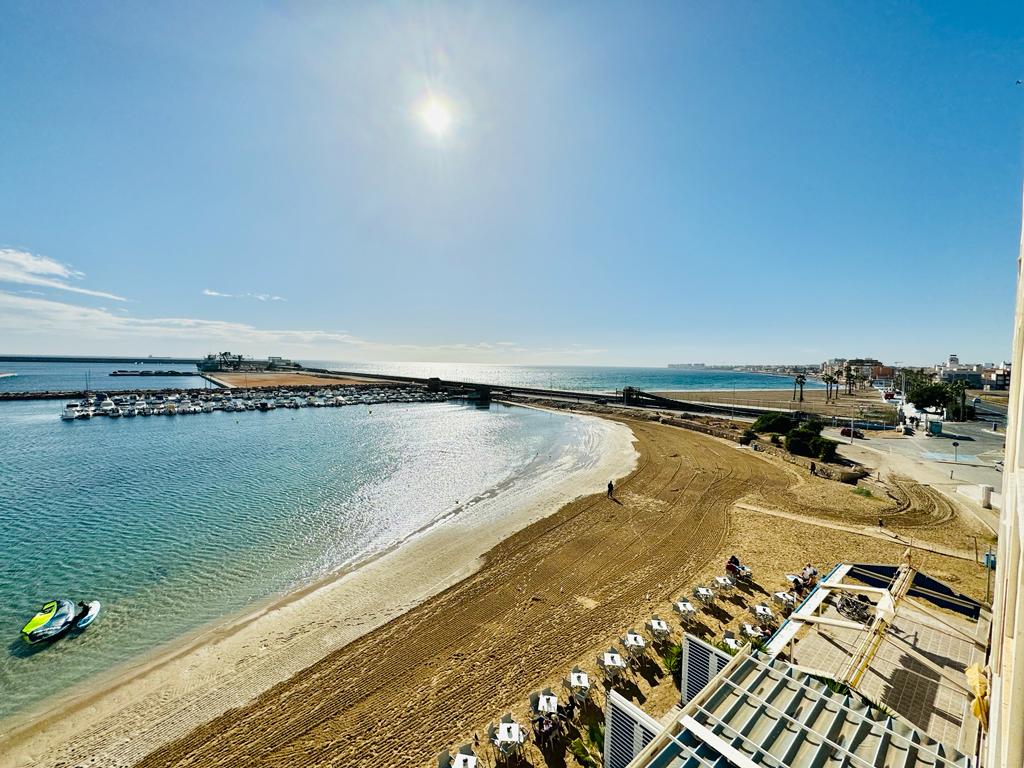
598, 646, 624, 681
723, 630, 743, 652
674, 599, 698, 623
529, 691, 541, 714
437, 749, 453, 768
486, 723, 499, 748
565, 665, 591, 705
620, 630, 646, 662
741, 623, 764, 640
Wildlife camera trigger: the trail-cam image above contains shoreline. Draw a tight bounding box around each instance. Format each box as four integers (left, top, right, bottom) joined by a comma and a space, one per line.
0, 409, 638, 768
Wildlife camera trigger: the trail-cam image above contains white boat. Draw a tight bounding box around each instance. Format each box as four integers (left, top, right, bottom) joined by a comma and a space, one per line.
108, 407, 122, 418
61, 404, 79, 421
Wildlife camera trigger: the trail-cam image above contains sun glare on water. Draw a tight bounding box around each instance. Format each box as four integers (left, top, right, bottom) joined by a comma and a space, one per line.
416, 94, 454, 139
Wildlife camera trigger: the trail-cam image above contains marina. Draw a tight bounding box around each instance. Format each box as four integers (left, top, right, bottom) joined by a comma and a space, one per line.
56, 384, 449, 421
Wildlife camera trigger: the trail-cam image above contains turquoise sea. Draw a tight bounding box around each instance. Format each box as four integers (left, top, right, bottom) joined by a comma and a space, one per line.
0, 361, 820, 394
0, 361, 207, 393
0, 361, 816, 721
0, 397, 604, 721
311, 361, 823, 392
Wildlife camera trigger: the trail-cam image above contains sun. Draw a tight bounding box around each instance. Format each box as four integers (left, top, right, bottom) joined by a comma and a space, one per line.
416, 94, 454, 139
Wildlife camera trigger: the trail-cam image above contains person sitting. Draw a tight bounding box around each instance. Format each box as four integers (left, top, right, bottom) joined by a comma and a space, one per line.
726, 554, 741, 577
800, 563, 818, 586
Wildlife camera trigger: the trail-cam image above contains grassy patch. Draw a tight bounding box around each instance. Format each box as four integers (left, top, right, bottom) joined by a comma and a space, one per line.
852, 486, 872, 498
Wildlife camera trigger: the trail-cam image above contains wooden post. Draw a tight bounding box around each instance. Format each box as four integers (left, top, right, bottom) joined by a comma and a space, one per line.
974, 536, 979, 564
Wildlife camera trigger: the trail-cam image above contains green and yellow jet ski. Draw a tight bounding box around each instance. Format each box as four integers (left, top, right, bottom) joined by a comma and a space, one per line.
21, 598, 100, 644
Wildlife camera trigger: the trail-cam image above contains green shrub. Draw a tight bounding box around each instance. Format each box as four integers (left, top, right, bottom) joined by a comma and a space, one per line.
569, 738, 600, 768
752, 413, 796, 434
852, 486, 872, 498
770, 434, 781, 446
784, 428, 815, 457
810, 435, 838, 462
661, 642, 683, 684
786, 429, 838, 462
739, 429, 756, 446
800, 419, 824, 435
586, 721, 605, 755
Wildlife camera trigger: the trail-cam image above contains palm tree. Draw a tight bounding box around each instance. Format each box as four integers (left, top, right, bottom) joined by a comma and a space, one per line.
949, 380, 968, 420
796, 374, 807, 403
844, 364, 853, 396
823, 374, 835, 402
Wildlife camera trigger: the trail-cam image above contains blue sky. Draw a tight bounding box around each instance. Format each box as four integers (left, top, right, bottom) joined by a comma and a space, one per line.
1, 1, 1022, 366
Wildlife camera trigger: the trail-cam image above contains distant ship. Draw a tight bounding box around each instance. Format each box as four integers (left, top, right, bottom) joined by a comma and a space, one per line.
196, 352, 303, 373
667, 363, 706, 369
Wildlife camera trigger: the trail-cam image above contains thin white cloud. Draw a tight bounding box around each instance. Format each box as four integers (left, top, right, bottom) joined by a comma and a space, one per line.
203, 288, 287, 302
0, 248, 127, 301
0, 291, 606, 364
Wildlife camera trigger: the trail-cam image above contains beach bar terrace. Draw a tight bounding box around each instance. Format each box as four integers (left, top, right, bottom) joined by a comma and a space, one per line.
609, 561, 988, 768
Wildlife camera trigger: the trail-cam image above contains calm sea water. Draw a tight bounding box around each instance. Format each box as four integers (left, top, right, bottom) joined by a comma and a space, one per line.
0, 361, 820, 395
0, 398, 604, 720
0, 361, 206, 393
308, 362, 822, 392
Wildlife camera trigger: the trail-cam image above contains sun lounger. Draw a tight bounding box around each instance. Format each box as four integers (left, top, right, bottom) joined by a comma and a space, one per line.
713, 575, 734, 591
741, 623, 764, 640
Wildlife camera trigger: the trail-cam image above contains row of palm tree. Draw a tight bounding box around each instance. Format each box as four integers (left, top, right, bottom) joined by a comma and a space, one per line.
792, 374, 807, 402
822, 374, 839, 402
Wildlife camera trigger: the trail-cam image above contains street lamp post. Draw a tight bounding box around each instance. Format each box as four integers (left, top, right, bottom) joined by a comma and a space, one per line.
953, 441, 960, 463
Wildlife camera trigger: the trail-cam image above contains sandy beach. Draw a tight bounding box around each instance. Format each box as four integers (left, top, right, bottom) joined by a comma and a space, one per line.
0, 410, 635, 768
0, 407, 990, 768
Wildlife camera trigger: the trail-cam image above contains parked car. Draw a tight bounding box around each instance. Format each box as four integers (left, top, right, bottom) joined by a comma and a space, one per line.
840, 427, 865, 439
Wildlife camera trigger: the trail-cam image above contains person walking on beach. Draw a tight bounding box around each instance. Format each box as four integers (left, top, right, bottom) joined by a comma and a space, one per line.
607, 480, 614, 498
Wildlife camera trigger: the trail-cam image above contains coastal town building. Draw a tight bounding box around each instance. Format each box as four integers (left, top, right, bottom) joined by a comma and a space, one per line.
935, 354, 986, 387
982, 363, 1011, 391
196, 352, 302, 373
